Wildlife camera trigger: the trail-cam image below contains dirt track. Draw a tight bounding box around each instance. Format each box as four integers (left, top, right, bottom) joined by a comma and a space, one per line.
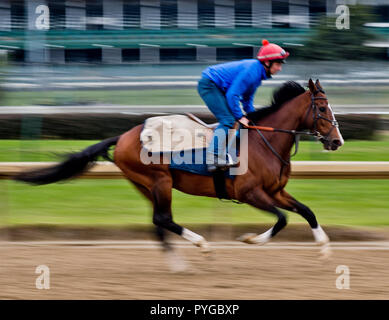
1, 241, 389, 300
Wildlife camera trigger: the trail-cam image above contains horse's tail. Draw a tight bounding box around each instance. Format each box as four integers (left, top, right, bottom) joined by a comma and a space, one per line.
14, 136, 120, 185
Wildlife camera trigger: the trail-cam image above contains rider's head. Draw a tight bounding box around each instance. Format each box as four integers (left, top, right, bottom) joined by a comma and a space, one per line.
257, 39, 289, 77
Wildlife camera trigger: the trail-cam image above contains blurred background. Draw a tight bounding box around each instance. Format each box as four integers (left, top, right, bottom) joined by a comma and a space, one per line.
0, 0, 388, 233
1, 1, 389, 301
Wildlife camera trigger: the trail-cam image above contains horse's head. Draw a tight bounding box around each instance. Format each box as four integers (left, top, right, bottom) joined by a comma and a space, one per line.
304, 79, 344, 151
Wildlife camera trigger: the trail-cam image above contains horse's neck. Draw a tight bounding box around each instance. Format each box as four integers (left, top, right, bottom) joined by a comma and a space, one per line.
253, 92, 310, 160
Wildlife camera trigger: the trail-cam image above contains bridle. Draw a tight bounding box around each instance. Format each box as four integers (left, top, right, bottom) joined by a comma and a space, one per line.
305, 88, 339, 144
245, 88, 340, 178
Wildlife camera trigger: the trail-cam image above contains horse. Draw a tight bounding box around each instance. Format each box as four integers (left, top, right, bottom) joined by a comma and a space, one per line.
15, 78, 343, 264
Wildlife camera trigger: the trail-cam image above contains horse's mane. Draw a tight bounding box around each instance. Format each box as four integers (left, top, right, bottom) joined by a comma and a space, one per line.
247, 81, 306, 121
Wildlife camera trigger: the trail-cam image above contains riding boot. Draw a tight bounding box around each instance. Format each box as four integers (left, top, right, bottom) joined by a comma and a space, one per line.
206, 127, 238, 172
206, 128, 226, 172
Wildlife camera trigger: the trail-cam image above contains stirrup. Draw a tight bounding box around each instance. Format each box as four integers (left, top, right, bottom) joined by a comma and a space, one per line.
207, 154, 238, 172
226, 153, 236, 166
207, 163, 218, 172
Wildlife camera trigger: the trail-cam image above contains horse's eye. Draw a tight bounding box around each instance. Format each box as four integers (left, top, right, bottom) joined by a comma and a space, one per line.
319, 107, 326, 112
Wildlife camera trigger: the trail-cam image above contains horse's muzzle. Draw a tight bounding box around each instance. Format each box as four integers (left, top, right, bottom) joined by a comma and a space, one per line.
321, 138, 342, 151
331, 139, 342, 150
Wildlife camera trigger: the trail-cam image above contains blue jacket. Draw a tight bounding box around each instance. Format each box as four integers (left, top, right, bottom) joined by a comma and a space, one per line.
202, 59, 268, 120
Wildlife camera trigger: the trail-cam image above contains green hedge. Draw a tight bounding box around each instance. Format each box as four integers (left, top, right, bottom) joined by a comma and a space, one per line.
0, 113, 382, 140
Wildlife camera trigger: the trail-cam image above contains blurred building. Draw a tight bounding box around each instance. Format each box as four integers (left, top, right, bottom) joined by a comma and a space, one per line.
0, 0, 388, 64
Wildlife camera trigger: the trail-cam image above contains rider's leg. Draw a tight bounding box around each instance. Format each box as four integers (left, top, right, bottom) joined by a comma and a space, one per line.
208, 127, 229, 166
197, 77, 236, 169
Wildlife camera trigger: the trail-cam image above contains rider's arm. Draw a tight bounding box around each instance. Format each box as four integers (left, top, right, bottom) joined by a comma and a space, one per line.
241, 87, 257, 114
225, 68, 254, 120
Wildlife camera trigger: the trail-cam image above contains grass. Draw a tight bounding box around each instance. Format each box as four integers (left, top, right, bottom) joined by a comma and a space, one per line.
1, 179, 388, 227
1, 86, 389, 106
0, 137, 388, 162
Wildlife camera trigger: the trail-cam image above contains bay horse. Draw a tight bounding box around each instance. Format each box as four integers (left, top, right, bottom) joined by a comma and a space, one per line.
15, 79, 343, 261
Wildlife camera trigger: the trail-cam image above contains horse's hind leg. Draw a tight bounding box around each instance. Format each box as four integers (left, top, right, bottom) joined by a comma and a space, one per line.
131, 181, 171, 250
131, 180, 191, 272
273, 189, 331, 258
150, 174, 211, 254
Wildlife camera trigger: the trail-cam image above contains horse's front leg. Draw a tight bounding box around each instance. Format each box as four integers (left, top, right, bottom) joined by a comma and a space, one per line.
272, 189, 331, 259
237, 188, 288, 245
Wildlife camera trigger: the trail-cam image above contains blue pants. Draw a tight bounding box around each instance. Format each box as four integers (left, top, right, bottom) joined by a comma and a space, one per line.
197, 77, 236, 164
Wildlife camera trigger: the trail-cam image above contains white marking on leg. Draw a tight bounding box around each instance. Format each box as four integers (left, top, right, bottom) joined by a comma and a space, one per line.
251, 227, 273, 245
312, 225, 329, 245
182, 228, 211, 253
182, 228, 204, 244
312, 225, 332, 259
237, 227, 273, 245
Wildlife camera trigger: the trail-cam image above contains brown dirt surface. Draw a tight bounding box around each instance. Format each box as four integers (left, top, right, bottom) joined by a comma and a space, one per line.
1, 243, 389, 300
2, 224, 389, 242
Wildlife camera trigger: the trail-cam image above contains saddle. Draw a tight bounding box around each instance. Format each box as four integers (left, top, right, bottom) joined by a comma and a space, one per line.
140, 113, 219, 153
140, 114, 241, 201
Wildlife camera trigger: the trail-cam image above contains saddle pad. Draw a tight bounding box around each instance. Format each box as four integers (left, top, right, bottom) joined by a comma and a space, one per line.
169, 148, 238, 179
140, 115, 213, 153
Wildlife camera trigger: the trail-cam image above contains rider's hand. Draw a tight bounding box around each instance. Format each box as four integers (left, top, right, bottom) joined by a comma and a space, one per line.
238, 117, 250, 127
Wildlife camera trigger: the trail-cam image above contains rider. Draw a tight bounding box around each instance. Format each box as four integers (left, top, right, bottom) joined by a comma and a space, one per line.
198, 39, 289, 172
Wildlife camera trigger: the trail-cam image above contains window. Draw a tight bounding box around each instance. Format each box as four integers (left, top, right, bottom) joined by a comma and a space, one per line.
374, 5, 389, 22
11, 0, 25, 30
122, 48, 140, 61
198, 0, 214, 28
124, 0, 140, 28
48, 0, 66, 30
65, 48, 102, 63
235, 0, 251, 28
272, 0, 289, 28
86, 0, 103, 30
161, 0, 177, 28
217, 47, 253, 61
160, 48, 196, 61
309, 0, 325, 27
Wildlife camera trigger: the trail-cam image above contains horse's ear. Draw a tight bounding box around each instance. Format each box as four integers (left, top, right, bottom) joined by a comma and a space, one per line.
308, 78, 317, 93
315, 79, 323, 90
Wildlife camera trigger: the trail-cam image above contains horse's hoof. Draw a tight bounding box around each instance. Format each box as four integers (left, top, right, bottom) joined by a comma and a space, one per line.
200, 241, 212, 255
236, 233, 257, 244
319, 243, 332, 260
237, 233, 269, 245
194, 239, 212, 255
165, 250, 189, 273
315, 236, 330, 246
